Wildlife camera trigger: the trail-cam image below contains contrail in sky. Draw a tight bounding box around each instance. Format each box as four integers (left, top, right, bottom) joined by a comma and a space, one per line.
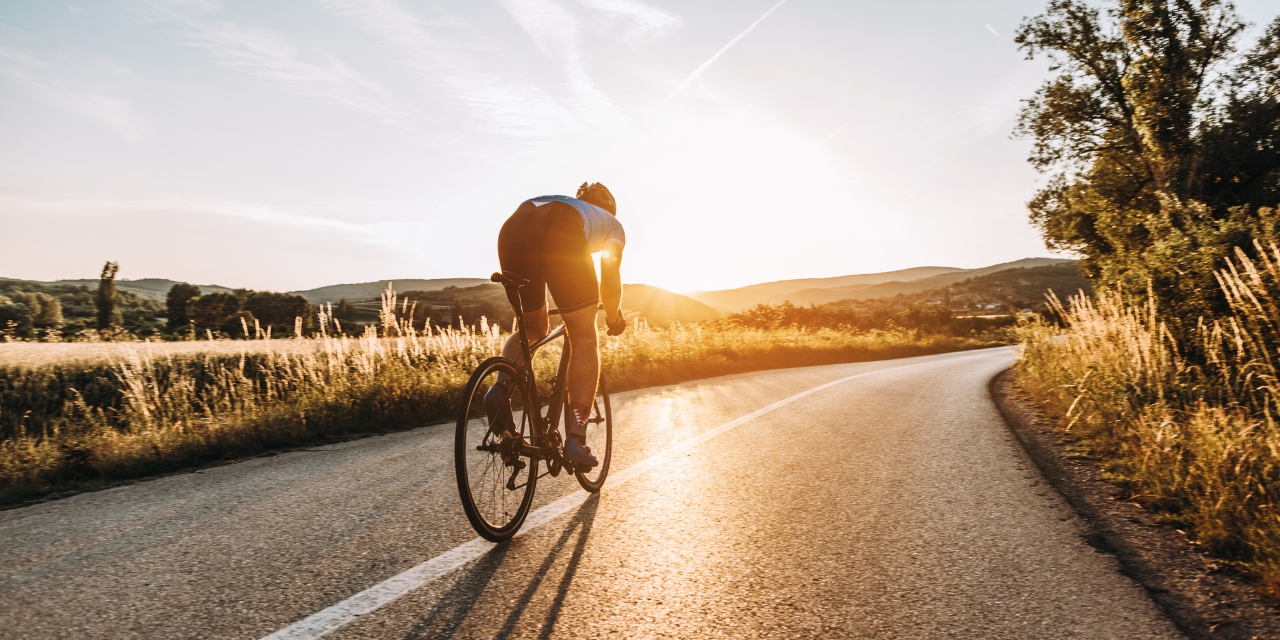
666, 0, 790, 101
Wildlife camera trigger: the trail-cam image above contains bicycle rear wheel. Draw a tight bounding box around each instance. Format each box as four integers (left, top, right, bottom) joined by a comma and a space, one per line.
455, 357, 538, 542
573, 374, 612, 492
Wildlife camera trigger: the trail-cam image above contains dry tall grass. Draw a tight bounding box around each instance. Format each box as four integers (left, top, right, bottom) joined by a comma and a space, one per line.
1019, 243, 1280, 594
0, 285, 995, 505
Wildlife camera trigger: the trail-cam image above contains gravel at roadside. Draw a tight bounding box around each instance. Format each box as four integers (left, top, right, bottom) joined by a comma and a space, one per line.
993, 368, 1280, 639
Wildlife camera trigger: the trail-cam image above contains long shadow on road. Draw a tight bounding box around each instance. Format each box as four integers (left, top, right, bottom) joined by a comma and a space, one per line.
401, 495, 600, 639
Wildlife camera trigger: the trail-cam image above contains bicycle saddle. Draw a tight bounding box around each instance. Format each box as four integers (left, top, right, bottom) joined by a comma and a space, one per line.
491, 272, 530, 287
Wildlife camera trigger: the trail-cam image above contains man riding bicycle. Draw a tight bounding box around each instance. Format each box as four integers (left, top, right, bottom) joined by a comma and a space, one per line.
486, 182, 627, 469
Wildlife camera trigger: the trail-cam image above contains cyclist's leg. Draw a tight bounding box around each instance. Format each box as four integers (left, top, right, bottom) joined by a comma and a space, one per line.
543, 204, 602, 467
561, 305, 600, 407
543, 203, 601, 413
484, 305, 547, 435
501, 306, 548, 364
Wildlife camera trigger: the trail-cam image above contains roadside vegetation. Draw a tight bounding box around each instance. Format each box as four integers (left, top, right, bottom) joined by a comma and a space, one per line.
1019, 253, 1280, 595
0, 285, 1001, 506
1011, 0, 1280, 594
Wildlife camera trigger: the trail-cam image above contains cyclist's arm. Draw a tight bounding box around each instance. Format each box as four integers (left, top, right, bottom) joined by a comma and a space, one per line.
600, 241, 623, 324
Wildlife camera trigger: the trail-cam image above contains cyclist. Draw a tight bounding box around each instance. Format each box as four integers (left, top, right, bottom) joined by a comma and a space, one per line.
485, 182, 627, 469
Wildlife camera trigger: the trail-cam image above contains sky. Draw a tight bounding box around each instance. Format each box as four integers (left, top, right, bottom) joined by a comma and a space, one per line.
2, 0, 1277, 294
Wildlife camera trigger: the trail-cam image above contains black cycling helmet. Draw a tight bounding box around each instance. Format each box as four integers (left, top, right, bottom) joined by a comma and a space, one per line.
576, 182, 616, 215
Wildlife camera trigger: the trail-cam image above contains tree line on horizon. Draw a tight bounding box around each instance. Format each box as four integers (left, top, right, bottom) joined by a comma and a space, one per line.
0, 262, 522, 341
0, 263, 350, 340
0, 262, 164, 340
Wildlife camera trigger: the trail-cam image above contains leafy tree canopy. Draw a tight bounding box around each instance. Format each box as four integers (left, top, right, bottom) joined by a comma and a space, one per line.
165, 283, 201, 330
1016, 0, 1280, 319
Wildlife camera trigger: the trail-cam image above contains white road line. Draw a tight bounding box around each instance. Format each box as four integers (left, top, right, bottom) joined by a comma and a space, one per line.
262, 354, 988, 640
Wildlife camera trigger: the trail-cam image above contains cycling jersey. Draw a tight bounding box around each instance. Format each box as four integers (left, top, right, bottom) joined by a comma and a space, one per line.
526, 196, 626, 254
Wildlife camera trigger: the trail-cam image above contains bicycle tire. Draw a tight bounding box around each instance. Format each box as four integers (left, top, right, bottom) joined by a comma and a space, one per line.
573, 373, 612, 492
455, 357, 538, 542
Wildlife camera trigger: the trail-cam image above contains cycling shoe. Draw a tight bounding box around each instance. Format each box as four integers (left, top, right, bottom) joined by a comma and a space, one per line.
483, 383, 514, 434
563, 438, 598, 469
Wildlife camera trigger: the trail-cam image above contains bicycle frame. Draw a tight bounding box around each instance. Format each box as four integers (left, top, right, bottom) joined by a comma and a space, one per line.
502, 280, 573, 461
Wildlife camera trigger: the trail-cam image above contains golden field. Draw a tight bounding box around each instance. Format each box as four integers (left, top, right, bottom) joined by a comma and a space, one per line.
0, 298, 996, 505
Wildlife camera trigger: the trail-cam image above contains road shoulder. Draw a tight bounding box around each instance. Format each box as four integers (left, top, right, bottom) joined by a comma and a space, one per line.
991, 368, 1280, 640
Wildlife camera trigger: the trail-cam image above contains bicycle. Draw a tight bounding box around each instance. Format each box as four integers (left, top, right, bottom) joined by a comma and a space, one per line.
454, 271, 613, 542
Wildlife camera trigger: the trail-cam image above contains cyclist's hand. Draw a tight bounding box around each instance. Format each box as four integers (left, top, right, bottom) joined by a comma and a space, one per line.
606, 313, 626, 336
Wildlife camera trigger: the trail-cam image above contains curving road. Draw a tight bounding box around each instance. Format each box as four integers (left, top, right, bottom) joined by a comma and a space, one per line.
0, 348, 1181, 639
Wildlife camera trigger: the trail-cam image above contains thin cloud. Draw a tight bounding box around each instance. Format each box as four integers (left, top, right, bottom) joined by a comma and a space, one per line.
184, 23, 410, 123
666, 0, 789, 101
0, 192, 443, 288
498, 0, 632, 133
575, 0, 683, 48
0, 191, 436, 254
322, 0, 584, 138
140, 1, 413, 130
0, 48, 150, 142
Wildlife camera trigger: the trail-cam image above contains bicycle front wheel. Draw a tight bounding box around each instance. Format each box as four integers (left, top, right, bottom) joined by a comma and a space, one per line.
455, 357, 538, 542
574, 373, 612, 492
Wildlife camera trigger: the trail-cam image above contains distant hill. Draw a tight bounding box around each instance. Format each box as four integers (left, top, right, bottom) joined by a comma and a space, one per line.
837, 262, 1090, 312
32, 277, 492, 304
12, 257, 1074, 328
11, 275, 717, 327
692, 258, 1070, 311
342, 282, 719, 328
620, 284, 721, 326
774, 258, 1071, 306
690, 266, 964, 312
295, 279, 490, 304
42, 278, 232, 301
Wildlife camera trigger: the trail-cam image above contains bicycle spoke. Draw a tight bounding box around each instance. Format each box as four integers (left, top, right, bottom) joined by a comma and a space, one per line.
455, 359, 538, 541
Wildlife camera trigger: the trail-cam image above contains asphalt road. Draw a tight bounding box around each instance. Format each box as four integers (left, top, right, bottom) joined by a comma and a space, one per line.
0, 348, 1182, 639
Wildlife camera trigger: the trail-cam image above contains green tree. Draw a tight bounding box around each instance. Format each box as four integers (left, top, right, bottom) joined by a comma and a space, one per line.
334, 298, 355, 321
96, 261, 120, 331
166, 283, 202, 331
33, 293, 63, 327
0, 302, 32, 338
220, 310, 257, 339
189, 292, 241, 331
243, 291, 310, 333
1015, 0, 1280, 319
12, 292, 62, 327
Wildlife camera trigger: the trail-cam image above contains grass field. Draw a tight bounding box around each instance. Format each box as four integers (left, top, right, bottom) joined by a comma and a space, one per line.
0, 339, 326, 368
0, 293, 1000, 506
1017, 248, 1280, 595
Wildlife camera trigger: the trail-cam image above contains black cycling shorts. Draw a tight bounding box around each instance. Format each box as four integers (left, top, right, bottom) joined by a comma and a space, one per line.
497, 201, 600, 314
